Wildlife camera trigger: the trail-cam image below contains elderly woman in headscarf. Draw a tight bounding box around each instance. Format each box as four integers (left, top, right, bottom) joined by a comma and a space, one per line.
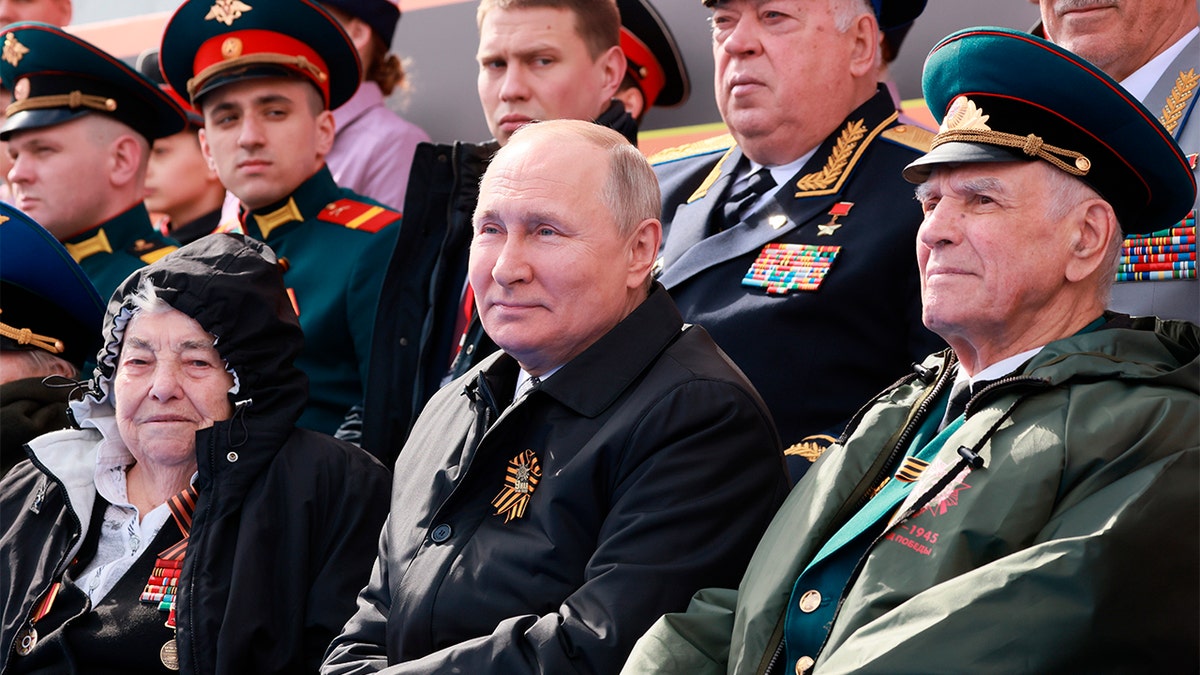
0, 233, 390, 674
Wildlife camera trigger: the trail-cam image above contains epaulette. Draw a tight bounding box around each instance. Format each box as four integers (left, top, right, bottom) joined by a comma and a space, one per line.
317, 198, 402, 233
128, 239, 177, 264
880, 124, 935, 153
648, 133, 736, 166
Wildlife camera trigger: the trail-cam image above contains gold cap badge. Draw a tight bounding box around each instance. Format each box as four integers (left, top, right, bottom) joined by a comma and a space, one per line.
934, 95, 1091, 176
2, 33, 28, 68
205, 0, 253, 27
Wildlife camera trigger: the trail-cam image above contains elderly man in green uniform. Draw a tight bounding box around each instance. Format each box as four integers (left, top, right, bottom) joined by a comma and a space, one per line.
0, 24, 186, 302
160, 0, 402, 436
623, 27, 1198, 674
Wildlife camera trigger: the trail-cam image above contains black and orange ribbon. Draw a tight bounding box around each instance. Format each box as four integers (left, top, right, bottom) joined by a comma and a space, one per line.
491, 450, 542, 523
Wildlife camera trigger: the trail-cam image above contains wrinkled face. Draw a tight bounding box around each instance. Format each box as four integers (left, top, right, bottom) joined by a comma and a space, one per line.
198, 77, 333, 210
144, 130, 218, 221
7, 117, 113, 240
469, 137, 641, 375
114, 308, 233, 469
915, 162, 1075, 348
710, 0, 864, 165
1038, 0, 1194, 82
0, 0, 71, 27
476, 7, 615, 146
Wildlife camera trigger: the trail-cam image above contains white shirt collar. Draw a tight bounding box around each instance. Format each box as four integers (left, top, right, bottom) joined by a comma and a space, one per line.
1120, 27, 1198, 103
748, 149, 819, 194
953, 346, 1045, 393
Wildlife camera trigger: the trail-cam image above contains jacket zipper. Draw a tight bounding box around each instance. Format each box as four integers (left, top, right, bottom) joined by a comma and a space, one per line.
4, 456, 85, 669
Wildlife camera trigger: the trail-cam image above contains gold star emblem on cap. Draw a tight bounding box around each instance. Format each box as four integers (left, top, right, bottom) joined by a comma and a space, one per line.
205, 0, 253, 26
2, 33, 29, 67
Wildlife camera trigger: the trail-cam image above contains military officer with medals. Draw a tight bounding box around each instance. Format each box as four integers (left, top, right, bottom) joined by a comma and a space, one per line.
624, 26, 1197, 674
649, 0, 945, 482
0, 23, 186, 303
159, 0, 403, 436
1034, 0, 1199, 322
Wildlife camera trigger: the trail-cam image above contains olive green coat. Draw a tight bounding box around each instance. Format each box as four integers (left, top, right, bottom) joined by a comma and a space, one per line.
624, 314, 1198, 674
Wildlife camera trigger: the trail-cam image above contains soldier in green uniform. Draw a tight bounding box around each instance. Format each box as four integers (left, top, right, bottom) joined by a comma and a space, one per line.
0, 23, 187, 303
159, 0, 402, 437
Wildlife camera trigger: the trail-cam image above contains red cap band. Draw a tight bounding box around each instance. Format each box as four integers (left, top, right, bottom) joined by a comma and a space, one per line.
190, 29, 331, 105
620, 26, 665, 110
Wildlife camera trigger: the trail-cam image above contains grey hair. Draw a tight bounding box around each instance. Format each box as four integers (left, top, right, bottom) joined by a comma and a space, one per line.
833, 0, 874, 32
127, 276, 172, 316
5, 349, 77, 380
1040, 167, 1123, 298
499, 119, 661, 239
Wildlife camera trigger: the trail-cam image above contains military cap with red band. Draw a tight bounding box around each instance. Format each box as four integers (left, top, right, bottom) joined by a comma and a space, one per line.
618, 0, 689, 110
159, 0, 361, 110
0, 22, 188, 142
903, 27, 1196, 235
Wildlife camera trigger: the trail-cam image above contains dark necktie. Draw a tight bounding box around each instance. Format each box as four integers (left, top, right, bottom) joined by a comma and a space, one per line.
939, 379, 972, 431
712, 168, 776, 234
514, 376, 540, 406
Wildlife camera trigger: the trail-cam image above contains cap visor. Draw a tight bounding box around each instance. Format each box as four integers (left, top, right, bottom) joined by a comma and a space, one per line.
902, 141, 1029, 183
0, 107, 91, 140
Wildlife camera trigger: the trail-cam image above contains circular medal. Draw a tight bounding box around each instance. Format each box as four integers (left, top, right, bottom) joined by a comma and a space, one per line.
160, 638, 180, 671
15, 627, 36, 656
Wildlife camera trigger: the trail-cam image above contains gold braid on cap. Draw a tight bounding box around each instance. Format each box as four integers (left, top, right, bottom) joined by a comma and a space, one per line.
933, 96, 1092, 176
187, 53, 328, 100
0, 309, 65, 355
6, 90, 118, 118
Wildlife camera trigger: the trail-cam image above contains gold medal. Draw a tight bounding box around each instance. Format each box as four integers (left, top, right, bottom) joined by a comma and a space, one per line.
160, 637, 180, 671
14, 627, 36, 656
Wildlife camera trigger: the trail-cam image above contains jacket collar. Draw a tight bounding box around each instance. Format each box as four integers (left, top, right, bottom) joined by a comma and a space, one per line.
63, 203, 159, 263
241, 165, 341, 240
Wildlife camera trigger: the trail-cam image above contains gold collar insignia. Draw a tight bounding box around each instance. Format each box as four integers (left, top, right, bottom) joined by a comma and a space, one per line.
253, 197, 304, 239
64, 229, 113, 262
1159, 68, 1199, 136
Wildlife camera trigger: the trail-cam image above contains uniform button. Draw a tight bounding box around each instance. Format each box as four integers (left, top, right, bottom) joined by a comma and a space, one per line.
795, 655, 815, 674
798, 589, 821, 613
430, 524, 452, 543
226, 451, 239, 463
398, 337, 409, 347
464, 344, 475, 355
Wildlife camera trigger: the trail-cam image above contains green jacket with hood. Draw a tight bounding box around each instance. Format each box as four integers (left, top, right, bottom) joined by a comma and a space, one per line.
623, 314, 1199, 674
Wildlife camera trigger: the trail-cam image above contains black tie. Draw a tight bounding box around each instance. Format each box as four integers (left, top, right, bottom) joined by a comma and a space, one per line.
514, 376, 540, 405
939, 379, 972, 431
712, 168, 776, 233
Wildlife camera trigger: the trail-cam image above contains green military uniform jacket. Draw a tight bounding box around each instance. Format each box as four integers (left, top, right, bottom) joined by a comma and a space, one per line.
623, 314, 1198, 674
241, 166, 401, 435
61, 204, 176, 303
